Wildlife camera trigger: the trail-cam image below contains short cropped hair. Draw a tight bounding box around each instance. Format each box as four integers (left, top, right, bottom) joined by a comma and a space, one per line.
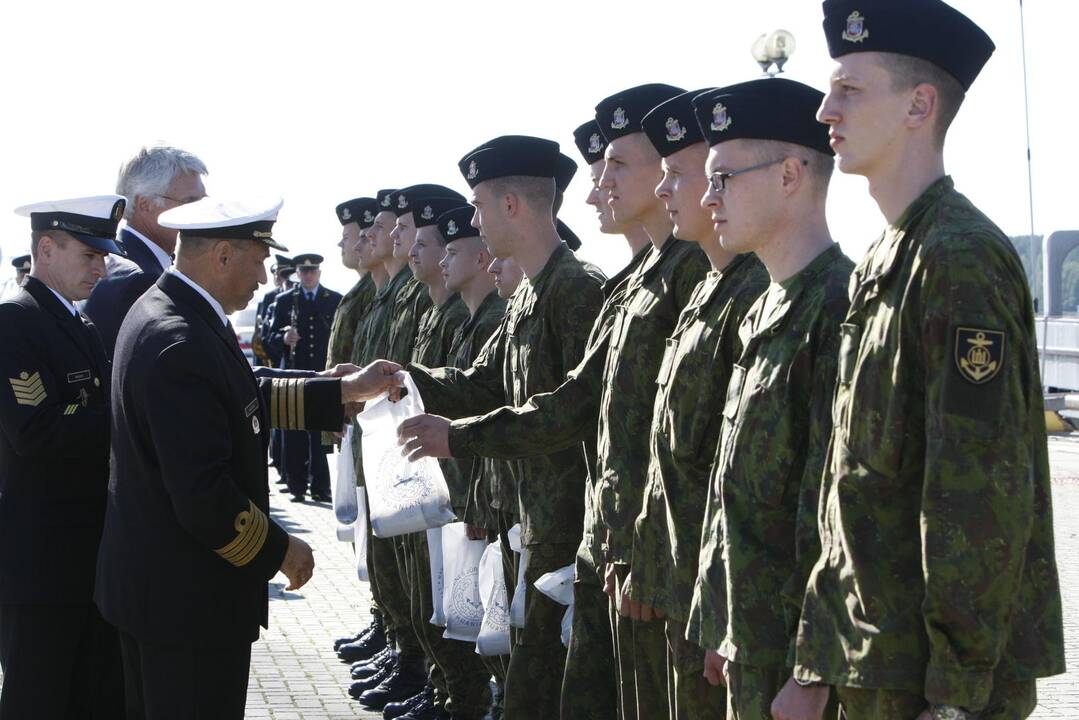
484, 175, 556, 215
751, 139, 835, 193
877, 53, 965, 146
116, 145, 208, 219
29, 229, 68, 259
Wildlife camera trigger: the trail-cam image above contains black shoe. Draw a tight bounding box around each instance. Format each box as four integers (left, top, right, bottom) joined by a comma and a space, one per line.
383, 684, 432, 719
359, 662, 427, 710
336, 615, 383, 652
338, 622, 387, 663
397, 693, 442, 720
289, 494, 305, 503
349, 655, 398, 698
352, 647, 395, 679
278, 486, 292, 493
311, 492, 331, 503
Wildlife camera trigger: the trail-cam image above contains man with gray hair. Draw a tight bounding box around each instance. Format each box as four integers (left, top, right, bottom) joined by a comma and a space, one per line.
84, 144, 207, 358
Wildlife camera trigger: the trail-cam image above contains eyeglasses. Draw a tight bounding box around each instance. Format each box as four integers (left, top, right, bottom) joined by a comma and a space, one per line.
152, 194, 197, 205
707, 157, 807, 193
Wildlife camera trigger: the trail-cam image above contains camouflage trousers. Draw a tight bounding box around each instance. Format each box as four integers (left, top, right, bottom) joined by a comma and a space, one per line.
728, 663, 838, 720
836, 679, 1037, 720
503, 542, 576, 720
402, 531, 492, 720
611, 564, 669, 720
366, 527, 423, 661
561, 559, 618, 720
665, 619, 725, 719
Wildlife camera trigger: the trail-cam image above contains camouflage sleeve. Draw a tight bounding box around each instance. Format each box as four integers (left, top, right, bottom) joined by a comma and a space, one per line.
785, 297, 844, 665
447, 336, 606, 460
408, 320, 508, 419
917, 241, 1038, 710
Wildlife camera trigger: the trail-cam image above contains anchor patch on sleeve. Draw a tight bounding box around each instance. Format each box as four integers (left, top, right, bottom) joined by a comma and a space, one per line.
955, 327, 1005, 385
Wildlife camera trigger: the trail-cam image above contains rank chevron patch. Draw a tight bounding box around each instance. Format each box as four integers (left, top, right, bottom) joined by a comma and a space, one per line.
10, 371, 46, 407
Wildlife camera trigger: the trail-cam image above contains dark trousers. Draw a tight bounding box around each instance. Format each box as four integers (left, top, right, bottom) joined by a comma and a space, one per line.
119, 631, 251, 720
270, 428, 283, 472
0, 602, 125, 720
282, 429, 330, 497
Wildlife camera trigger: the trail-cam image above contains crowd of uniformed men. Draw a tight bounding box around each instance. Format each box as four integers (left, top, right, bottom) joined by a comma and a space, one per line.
0, 1, 1068, 719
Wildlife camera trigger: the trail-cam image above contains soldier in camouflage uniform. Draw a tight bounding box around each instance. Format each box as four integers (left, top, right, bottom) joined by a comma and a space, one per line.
627, 90, 770, 720
396, 136, 606, 719
680, 79, 852, 720
558, 118, 654, 720
786, 4, 1065, 720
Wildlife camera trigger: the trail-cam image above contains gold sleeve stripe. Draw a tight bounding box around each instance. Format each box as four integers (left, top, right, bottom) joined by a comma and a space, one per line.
215, 500, 270, 567
288, 379, 299, 430
296, 379, 306, 431
63, 404, 78, 416
270, 380, 279, 428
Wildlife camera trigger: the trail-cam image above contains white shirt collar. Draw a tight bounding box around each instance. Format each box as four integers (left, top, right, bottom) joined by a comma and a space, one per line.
124, 224, 173, 270
302, 284, 320, 298
46, 286, 78, 316
169, 268, 229, 327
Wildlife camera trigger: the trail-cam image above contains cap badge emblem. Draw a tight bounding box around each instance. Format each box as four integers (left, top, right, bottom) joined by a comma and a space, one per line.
397, 195, 408, 209
252, 415, 261, 434
665, 117, 687, 142
421, 205, 434, 220
112, 200, 125, 221
711, 103, 732, 132
446, 220, 459, 236
253, 230, 272, 239
843, 11, 868, 43
611, 107, 629, 130
588, 133, 604, 154
341, 207, 352, 220
381, 195, 391, 207
467, 160, 478, 180
364, 210, 375, 223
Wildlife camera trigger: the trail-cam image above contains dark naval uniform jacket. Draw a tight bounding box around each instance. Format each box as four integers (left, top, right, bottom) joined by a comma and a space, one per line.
0, 277, 111, 604
95, 272, 343, 646
266, 285, 342, 371
83, 227, 167, 359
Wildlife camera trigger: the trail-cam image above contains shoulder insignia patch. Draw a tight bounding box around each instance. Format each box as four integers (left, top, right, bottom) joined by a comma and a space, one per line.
955, 327, 1004, 384
10, 371, 46, 406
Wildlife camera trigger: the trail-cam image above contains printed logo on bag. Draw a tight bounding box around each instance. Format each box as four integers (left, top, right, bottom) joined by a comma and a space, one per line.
449, 569, 485, 627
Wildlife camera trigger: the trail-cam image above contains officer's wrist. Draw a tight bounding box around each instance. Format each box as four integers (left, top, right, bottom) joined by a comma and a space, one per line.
930, 704, 974, 720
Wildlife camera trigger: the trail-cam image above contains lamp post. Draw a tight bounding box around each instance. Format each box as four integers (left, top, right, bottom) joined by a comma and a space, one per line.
752, 29, 796, 76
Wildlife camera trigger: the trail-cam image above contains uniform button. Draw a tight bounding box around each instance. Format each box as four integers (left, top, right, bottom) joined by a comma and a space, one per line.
94, 378, 100, 387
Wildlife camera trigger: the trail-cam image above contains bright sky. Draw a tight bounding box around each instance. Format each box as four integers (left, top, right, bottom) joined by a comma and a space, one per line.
2, 0, 1076, 294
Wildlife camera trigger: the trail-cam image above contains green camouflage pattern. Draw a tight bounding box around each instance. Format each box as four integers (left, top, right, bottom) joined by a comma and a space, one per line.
561, 577, 619, 720
726, 663, 792, 720
795, 178, 1065, 710
612, 564, 670, 719
326, 273, 376, 369
628, 254, 768, 622
410, 294, 471, 512
352, 266, 413, 366
836, 676, 1036, 720
411, 244, 605, 547
386, 275, 433, 365
665, 619, 726, 719
690, 244, 853, 667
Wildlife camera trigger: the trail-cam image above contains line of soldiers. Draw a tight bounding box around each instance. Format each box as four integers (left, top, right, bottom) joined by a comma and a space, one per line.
326, 3, 1065, 720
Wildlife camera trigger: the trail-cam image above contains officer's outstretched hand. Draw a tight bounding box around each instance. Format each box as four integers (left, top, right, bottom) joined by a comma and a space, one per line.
771, 676, 829, 720
280, 535, 315, 591
397, 414, 451, 461
340, 360, 404, 403
322, 363, 362, 378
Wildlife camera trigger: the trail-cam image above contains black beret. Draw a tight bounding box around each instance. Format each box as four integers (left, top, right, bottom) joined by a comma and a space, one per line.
335, 197, 380, 228
642, 89, 712, 157
413, 196, 471, 229
692, 79, 833, 156
555, 153, 578, 194
556, 219, 582, 251
11, 254, 30, 272
394, 184, 466, 218
458, 135, 562, 189
375, 188, 398, 213
595, 84, 686, 142
822, 0, 994, 91
293, 253, 324, 269
573, 120, 608, 165
437, 205, 481, 244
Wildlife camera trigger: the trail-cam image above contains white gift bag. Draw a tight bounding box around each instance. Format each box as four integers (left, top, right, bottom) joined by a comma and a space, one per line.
428, 526, 446, 627
476, 541, 511, 657
334, 426, 359, 524
535, 563, 576, 649
507, 524, 529, 629
358, 374, 455, 537
440, 523, 487, 642
354, 487, 369, 582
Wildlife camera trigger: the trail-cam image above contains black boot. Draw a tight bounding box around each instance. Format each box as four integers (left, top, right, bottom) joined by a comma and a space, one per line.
352, 647, 395, 679
335, 614, 382, 651
382, 683, 433, 719
338, 617, 387, 663
349, 654, 399, 698
358, 658, 427, 710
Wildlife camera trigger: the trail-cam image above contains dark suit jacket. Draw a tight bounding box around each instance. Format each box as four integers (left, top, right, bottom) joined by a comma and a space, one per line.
0, 278, 110, 604
266, 286, 342, 370
83, 228, 166, 360
95, 272, 342, 645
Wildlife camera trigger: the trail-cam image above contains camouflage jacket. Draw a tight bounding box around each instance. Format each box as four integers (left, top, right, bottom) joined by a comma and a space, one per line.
410, 243, 605, 547
410, 293, 470, 512
794, 178, 1065, 710
327, 274, 375, 369
688, 244, 852, 666
628, 254, 768, 622
386, 276, 433, 365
